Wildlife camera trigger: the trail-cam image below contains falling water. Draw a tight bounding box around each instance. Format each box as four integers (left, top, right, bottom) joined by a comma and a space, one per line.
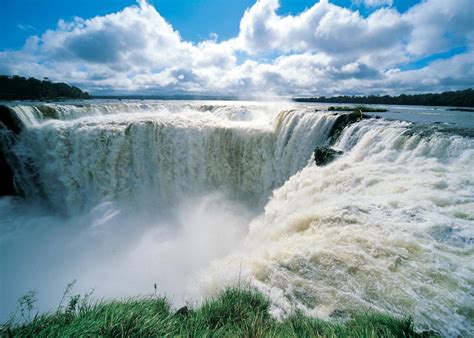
1, 101, 472, 335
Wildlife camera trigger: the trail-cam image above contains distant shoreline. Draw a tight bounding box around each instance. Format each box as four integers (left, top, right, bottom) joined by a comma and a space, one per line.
4, 96, 474, 110
293, 88, 473, 108
1, 75, 472, 108
90, 88, 474, 108
0, 75, 90, 101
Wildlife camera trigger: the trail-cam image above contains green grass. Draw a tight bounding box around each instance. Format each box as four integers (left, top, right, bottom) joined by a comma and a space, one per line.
1, 287, 432, 337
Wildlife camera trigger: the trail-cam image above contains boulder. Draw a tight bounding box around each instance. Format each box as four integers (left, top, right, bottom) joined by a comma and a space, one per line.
328, 111, 370, 143
314, 146, 343, 166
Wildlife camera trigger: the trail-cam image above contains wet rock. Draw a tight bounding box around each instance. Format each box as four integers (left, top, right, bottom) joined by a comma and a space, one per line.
0, 105, 23, 134
175, 306, 189, 316
329, 309, 350, 320
0, 105, 23, 195
0, 148, 16, 196
328, 111, 370, 143
314, 146, 343, 166
38, 105, 59, 119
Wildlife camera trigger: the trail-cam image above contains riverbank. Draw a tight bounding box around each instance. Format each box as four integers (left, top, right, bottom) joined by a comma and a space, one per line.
1, 287, 420, 337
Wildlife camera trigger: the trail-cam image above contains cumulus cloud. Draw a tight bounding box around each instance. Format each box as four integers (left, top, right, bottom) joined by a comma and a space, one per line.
405, 0, 474, 56
1, 0, 472, 96
235, 0, 472, 61
236, 0, 408, 59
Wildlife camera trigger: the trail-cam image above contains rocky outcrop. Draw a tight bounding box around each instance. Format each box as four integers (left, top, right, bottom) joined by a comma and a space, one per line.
0, 105, 23, 134
313, 111, 373, 166
314, 146, 343, 166
328, 111, 370, 143
0, 148, 16, 196
0, 105, 23, 196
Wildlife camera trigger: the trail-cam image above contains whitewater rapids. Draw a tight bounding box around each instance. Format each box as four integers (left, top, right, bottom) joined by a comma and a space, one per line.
0, 101, 473, 336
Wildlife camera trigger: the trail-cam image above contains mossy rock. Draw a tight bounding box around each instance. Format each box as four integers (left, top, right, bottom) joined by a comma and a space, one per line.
38, 105, 59, 119
328, 111, 370, 142
314, 146, 343, 166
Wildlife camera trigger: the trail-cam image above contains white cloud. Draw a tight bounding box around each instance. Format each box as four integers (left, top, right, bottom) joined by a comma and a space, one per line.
353, 0, 393, 7
404, 0, 474, 56
1, 0, 472, 96
18, 24, 36, 31
236, 0, 408, 57
235, 0, 473, 61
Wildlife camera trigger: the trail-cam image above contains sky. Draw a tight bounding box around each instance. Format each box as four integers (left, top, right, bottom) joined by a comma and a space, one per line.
0, 0, 472, 96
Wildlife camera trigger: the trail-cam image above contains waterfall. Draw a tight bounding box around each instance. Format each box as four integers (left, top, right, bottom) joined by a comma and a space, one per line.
2, 102, 338, 213
1, 101, 472, 336
198, 118, 474, 336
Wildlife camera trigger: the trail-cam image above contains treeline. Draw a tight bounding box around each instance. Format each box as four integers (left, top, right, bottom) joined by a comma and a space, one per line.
0, 75, 90, 101
294, 88, 474, 107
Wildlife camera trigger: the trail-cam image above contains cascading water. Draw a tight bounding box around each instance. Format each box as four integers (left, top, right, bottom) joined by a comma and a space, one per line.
2, 102, 338, 213
0, 101, 472, 336
198, 118, 474, 336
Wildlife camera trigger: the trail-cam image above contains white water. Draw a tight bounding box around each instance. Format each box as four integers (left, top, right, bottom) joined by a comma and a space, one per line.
5, 102, 336, 213
1, 101, 473, 336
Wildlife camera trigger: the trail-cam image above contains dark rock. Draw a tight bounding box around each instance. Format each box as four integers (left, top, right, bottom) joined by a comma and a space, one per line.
0, 105, 23, 134
175, 306, 189, 316
448, 107, 474, 112
328, 106, 353, 112
328, 111, 370, 143
0, 148, 16, 196
329, 309, 350, 320
38, 105, 59, 119
314, 146, 343, 166
328, 106, 387, 113
0, 105, 23, 195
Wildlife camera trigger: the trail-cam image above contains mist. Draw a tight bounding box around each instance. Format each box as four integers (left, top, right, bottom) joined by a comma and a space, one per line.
1, 100, 472, 335
0, 192, 254, 321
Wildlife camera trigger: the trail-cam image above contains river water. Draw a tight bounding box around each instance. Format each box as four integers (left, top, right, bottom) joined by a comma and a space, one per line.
0, 100, 472, 335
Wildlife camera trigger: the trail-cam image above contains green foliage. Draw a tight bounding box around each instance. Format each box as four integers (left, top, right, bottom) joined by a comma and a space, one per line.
17, 290, 38, 323
0, 75, 90, 101
1, 286, 432, 337
295, 88, 474, 107
328, 106, 388, 112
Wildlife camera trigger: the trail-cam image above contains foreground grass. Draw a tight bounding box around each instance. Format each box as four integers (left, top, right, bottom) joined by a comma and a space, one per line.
1, 287, 428, 337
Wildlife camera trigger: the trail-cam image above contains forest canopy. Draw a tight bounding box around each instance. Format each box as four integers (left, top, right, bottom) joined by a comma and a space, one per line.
294, 88, 474, 107
1, 74, 472, 107
0, 75, 90, 100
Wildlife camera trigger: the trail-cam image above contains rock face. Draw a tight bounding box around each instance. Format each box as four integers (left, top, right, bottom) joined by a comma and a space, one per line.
175, 306, 189, 316
0, 148, 16, 196
0, 105, 23, 134
0, 105, 23, 196
314, 146, 343, 166
328, 111, 370, 143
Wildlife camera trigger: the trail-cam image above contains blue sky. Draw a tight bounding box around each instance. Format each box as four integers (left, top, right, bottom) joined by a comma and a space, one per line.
1, 0, 421, 49
0, 0, 472, 95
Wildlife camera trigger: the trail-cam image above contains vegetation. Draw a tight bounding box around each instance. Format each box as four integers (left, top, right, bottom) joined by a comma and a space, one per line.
294, 88, 474, 107
1, 287, 430, 337
448, 107, 474, 112
328, 105, 388, 112
0, 75, 90, 101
